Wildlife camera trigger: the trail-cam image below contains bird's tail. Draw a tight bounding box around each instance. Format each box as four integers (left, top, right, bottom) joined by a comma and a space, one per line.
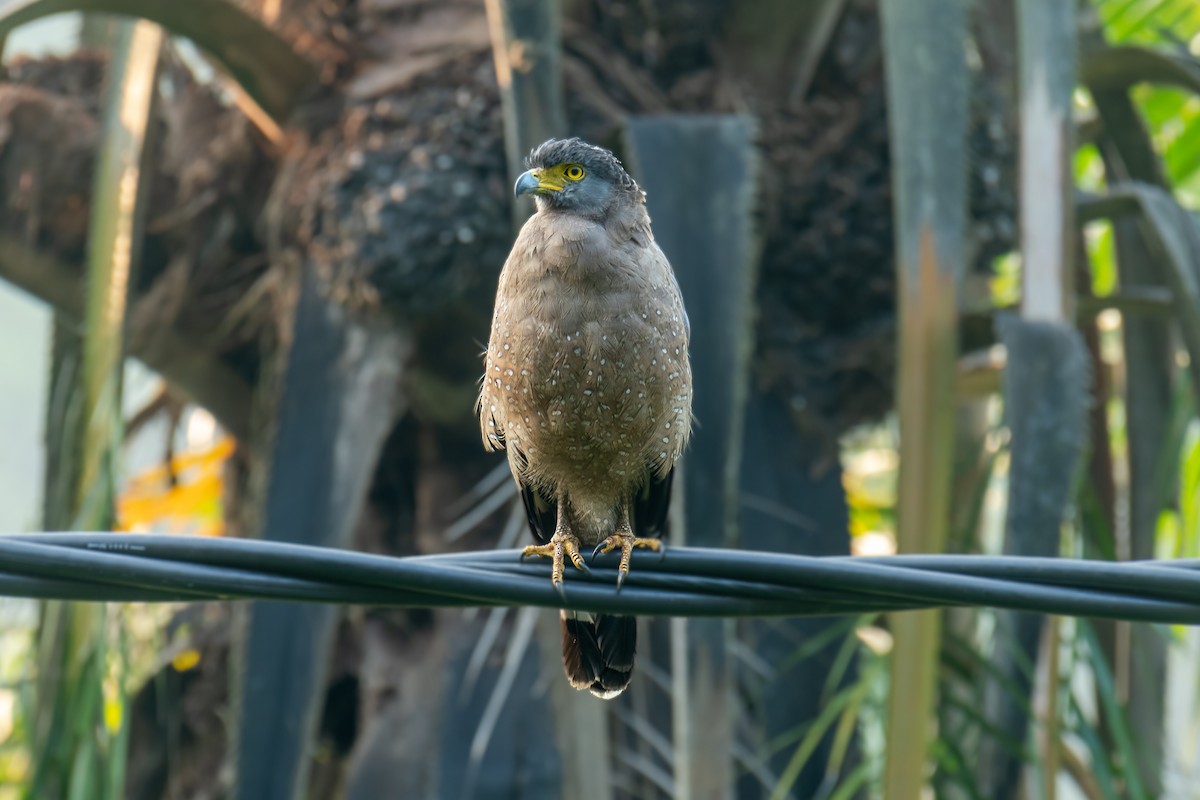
560, 611, 637, 699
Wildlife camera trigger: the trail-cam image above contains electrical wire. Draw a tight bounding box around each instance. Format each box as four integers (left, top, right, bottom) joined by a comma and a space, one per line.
2, 533, 1200, 623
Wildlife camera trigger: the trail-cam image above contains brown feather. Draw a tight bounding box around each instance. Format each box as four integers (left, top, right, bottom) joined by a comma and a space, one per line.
478, 199, 691, 544
479, 139, 691, 698
561, 612, 637, 699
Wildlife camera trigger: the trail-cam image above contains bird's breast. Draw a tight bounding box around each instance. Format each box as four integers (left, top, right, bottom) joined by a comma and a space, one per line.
483, 271, 691, 498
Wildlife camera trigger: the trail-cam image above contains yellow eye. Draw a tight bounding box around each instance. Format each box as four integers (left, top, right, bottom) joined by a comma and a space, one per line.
564, 164, 585, 181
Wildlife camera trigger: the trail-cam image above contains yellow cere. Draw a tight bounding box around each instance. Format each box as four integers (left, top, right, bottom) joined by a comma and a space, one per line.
534, 163, 586, 191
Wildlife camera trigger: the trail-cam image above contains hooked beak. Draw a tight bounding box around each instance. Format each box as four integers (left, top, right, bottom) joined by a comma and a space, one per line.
514, 168, 562, 198
514, 169, 542, 198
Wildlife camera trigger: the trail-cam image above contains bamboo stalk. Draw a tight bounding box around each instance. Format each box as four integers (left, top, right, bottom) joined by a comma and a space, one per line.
878, 0, 969, 795
1015, 3, 1077, 798
31, 18, 162, 800
78, 20, 162, 523
1018, 0, 1076, 326
971, 4, 1083, 796
484, 0, 566, 228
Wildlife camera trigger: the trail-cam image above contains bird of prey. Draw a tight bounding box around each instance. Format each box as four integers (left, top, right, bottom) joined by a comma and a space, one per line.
479, 138, 692, 698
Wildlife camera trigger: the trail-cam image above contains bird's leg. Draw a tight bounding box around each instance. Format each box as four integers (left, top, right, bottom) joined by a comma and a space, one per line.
591, 502, 662, 589
521, 491, 588, 593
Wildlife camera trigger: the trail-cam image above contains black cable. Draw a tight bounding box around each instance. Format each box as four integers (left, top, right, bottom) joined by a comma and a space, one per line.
2, 533, 1200, 623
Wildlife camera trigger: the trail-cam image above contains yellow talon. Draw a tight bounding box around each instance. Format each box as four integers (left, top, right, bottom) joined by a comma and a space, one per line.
523, 533, 589, 591
592, 532, 662, 587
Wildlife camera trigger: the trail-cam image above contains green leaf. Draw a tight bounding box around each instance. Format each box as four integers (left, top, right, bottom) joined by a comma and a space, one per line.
826, 762, 874, 800
778, 614, 865, 672
0, 0, 315, 122
931, 731, 989, 800
1067, 691, 1121, 798
1164, 109, 1200, 189
770, 658, 880, 800
1100, 0, 1200, 43
1079, 623, 1150, 799
1179, 422, 1200, 556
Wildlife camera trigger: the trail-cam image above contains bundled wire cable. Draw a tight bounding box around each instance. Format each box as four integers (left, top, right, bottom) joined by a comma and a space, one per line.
1, 533, 1199, 623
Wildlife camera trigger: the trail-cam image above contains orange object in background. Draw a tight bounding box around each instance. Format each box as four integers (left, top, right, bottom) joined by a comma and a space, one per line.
117, 437, 235, 536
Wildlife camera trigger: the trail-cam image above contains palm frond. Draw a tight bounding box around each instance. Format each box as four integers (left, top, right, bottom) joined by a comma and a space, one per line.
0, 0, 314, 121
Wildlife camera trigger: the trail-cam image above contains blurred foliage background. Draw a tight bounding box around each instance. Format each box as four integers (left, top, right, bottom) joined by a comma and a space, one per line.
0, 0, 1198, 798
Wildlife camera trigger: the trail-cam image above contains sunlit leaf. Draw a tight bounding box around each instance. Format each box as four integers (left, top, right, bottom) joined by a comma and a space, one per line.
1179, 421, 1200, 556
1099, 0, 1200, 44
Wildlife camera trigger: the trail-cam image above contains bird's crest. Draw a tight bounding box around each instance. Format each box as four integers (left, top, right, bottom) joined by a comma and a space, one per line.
525, 138, 640, 195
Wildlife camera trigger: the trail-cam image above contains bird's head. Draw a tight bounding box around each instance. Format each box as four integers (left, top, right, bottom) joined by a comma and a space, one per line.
514, 138, 642, 217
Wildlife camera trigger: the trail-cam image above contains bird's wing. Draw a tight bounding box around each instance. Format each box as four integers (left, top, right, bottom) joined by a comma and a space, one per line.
476, 391, 505, 452
520, 480, 556, 545
626, 232, 684, 540
633, 467, 674, 539
478, 241, 525, 453
521, 468, 674, 545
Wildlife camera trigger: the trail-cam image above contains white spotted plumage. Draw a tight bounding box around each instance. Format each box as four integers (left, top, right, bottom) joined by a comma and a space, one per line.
479, 205, 691, 547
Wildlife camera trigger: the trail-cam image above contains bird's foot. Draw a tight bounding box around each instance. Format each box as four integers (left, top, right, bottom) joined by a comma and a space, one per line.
592, 532, 662, 590
522, 532, 589, 595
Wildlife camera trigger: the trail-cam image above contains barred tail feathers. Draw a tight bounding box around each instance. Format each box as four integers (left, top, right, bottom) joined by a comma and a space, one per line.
560, 611, 637, 699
